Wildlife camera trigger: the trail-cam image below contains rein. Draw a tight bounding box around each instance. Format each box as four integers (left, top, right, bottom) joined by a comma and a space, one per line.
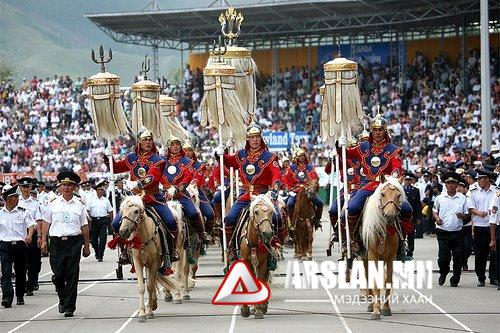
122, 211, 158, 249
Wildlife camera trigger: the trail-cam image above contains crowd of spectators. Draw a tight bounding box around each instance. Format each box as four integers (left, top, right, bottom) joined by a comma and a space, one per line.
1, 47, 499, 175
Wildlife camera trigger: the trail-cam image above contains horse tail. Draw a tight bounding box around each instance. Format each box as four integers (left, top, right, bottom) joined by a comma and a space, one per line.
156, 273, 182, 294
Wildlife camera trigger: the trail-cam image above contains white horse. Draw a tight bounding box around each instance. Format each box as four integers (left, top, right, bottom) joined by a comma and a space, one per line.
118, 196, 185, 322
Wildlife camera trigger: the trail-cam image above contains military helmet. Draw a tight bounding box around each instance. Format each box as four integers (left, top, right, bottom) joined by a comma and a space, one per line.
167, 135, 181, 147
370, 111, 387, 130
358, 129, 370, 141
295, 148, 307, 158
246, 123, 262, 138
138, 129, 153, 141
182, 140, 194, 150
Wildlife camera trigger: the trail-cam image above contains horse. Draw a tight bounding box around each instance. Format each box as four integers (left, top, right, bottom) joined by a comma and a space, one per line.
185, 183, 204, 290
238, 193, 278, 319
290, 179, 319, 261
118, 196, 184, 322
361, 176, 405, 320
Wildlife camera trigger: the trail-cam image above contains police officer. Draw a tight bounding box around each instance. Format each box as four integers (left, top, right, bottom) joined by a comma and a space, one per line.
468, 169, 497, 286
0, 185, 35, 308
404, 172, 422, 259
432, 172, 468, 287
489, 188, 500, 290
17, 177, 42, 296
87, 180, 113, 262
40, 171, 90, 317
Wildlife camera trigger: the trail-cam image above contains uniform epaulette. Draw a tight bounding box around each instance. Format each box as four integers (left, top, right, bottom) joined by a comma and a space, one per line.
470, 188, 478, 192
18, 206, 25, 211
50, 197, 58, 202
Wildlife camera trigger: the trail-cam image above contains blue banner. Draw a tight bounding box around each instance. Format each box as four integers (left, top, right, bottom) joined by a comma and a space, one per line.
262, 131, 311, 152
318, 42, 392, 67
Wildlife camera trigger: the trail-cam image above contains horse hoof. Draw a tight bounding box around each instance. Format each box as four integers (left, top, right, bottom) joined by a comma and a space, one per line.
367, 304, 373, 312
146, 312, 154, 319
172, 299, 182, 304
182, 294, 191, 300
381, 308, 392, 316
138, 315, 147, 323
240, 306, 250, 318
164, 293, 173, 302
371, 312, 381, 320
250, 307, 256, 315
262, 304, 268, 314
254, 311, 264, 319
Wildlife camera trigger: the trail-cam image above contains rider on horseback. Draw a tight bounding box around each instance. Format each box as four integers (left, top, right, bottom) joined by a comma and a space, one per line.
183, 140, 216, 235
338, 112, 412, 258
215, 123, 285, 261
326, 131, 369, 241
283, 148, 323, 230
161, 135, 210, 244
104, 129, 178, 275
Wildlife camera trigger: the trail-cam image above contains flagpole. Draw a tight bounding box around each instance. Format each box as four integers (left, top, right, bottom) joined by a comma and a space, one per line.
334, 152, 343, 254
219, 127, 228, 267
340, 129, 351, 259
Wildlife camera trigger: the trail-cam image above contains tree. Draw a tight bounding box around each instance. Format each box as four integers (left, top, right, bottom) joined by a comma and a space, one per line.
168, 68, 183, 85
0, 59, 15, 82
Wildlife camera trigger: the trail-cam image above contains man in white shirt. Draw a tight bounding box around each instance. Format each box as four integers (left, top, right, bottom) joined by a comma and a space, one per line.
40, 171, 90, 317
0, 185, 35, 308
433, 172, 469, 287
17, 177, 42, 296
86, 180, 112, 262
468, 169, 498, 286
489, 190, 500, 290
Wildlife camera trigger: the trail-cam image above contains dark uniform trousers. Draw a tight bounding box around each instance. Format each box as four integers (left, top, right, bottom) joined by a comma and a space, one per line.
473, 226, 491, 283
495, 227, 500, 289
0, 241, 27, 303
436, 229, 463, 284
90, 217, 109, 260
26, 231, 42, 292
49, 235, 82, 312
461, 225, 473, 269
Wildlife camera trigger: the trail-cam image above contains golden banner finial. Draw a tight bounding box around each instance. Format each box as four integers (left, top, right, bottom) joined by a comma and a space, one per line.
218, 7, 244, 44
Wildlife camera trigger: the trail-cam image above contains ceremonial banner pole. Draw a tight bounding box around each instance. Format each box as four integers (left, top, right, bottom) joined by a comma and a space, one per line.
229, 130, 235, 207
201, 37, 247, 269
88, 45, 129, 279
334, 151, 343, 254
340, 129, 351, 259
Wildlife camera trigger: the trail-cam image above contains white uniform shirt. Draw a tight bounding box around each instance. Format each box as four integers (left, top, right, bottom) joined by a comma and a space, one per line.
0, 205, 36, 242
86, 196, 112, 218
417, 179, 430, 202
467, 185, 497, 227
19, 195, 42, 220
42, 195, 88, 237
433, 191, 468, 232
489, 191, 500, 226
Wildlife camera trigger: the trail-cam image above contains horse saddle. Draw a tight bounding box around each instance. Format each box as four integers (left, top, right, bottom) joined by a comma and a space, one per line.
144, 206, 175, 261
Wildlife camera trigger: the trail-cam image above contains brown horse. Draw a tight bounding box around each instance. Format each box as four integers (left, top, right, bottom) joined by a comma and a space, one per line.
239, 193, 277, 319
118, 196, 184, 322
361, 177, 405, 320
291, 179, 319, 260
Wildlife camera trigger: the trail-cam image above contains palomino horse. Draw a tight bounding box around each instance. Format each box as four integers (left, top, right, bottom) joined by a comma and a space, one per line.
185, 183, 204, 291
361, 177, 405, 320
118, 196, 184, 322
239, 193, 278, 319
291, 179, 319, 260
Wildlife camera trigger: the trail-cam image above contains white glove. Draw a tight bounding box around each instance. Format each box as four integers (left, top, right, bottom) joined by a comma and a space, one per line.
167, 186, 177, 197
215, 145, 225, 156
338, 136, 348, 147
226, 137, 234, 148
104, 147, 113, 156
289, 191, 297, 197
329, 150, 336, 159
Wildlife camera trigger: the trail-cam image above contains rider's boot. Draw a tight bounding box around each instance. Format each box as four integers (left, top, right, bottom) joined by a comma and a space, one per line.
288, 208, 295, 230
277, 225, 287, 245
348, 215, 363, 254
314, 206, 323, 230
225, 225, 237, 262
214, 203, 222, 223
330, 212, 339, 241
170, 229, 180, 262
192, 216, 211, 245
118, 244, 130, 265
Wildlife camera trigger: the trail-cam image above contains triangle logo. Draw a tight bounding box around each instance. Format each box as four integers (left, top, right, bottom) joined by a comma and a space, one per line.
212, 260, 270, 305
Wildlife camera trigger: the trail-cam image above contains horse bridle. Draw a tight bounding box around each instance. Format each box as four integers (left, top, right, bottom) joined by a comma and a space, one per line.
380, 200, 401, 212
121, 209, 145, 227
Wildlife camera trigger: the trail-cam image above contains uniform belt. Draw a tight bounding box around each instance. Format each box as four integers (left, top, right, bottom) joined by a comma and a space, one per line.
50, 235, 81, 241
366, 176, 381, 181
242, 184, 270, 193
0, 240, 24, 245
348, 184, 360, 191
92, 216, 108, 219
144, 186, 160, 195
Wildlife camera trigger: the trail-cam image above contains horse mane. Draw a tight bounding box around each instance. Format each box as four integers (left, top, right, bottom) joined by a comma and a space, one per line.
120, 195, 144, 212
249, 194, 276, 218
361, 176, 406, 248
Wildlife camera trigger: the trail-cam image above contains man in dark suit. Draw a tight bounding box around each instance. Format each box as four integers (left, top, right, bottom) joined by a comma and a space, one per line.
404, 172, 422, 259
